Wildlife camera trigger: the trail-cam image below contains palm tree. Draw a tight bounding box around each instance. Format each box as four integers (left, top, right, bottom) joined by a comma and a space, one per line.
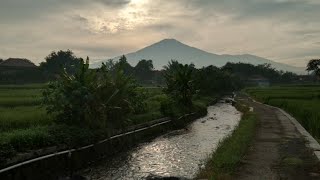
164, 60, 195, 108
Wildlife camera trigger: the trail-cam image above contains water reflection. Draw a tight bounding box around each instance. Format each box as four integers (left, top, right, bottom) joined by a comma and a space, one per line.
81, 102, 241, 179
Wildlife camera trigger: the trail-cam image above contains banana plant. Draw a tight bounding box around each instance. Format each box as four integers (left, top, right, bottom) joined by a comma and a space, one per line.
43, 56, 142, 129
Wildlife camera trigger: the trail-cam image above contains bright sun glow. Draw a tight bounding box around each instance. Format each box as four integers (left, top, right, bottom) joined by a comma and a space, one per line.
85, 0, 150, 34
130, 0, 146, 5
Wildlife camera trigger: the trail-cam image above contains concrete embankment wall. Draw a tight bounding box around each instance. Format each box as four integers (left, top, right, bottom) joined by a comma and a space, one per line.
0, 111, 207, 180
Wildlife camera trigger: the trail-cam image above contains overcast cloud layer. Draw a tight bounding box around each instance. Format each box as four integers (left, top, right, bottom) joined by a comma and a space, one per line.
1, 0, 319, 67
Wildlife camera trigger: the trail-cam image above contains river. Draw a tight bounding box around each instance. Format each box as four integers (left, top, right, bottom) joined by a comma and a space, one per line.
80, 101, 241, 179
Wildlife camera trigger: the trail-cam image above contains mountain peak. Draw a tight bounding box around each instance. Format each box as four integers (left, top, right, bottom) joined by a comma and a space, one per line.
155, 38, 183, 45
92, 39, 305, 74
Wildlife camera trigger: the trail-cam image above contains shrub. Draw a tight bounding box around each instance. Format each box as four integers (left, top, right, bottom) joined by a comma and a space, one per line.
160, 97, 176, 117
48, 125, 95, 148
43, 57, 145, 129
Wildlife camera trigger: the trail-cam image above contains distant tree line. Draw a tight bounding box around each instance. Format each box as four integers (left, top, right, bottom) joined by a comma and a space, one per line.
0, 49, 313, 85
222, 62, 299, 85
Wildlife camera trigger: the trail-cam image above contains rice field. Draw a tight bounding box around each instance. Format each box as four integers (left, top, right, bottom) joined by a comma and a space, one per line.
246, 85, 320, 140
0, 85, 50, 132
0, 85, 165, 132
0, 84, 169, 162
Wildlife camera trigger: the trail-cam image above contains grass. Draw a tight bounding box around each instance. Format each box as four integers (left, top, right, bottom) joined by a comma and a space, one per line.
130, 91, 167, 124
246, 85, 320, 140
198, 102, 257, 179
0, 106, 52, 131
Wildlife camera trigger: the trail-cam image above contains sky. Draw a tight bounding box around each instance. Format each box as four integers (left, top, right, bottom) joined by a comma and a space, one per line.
1, 0, 319, 67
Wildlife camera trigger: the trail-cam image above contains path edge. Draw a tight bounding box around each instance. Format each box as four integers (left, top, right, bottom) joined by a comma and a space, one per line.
250, 97, 320, 161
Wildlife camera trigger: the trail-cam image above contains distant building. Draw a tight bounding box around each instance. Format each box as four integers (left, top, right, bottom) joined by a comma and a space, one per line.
247, 76, 270, 87
0, 58, 36, 68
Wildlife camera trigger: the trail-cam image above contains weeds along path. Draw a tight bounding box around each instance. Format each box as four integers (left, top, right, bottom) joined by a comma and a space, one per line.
236, 96, 320, 180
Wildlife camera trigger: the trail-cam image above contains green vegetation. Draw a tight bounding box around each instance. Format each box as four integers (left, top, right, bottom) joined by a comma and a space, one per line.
223, 62, 300, 85
198, 102, 257, 179
0, 84, 167, 165
0, 106, 50, 131
307, 59, 320, 78
164, 61, 196, 110
0, 51, 242, 166
247, 86, 320, 140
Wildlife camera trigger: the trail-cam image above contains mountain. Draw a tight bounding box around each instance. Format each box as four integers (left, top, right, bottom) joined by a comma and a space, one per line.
92, 39, 305, 74
0, 58, 37, 68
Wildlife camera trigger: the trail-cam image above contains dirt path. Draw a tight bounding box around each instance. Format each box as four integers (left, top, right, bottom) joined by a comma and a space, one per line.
235, 96, 320, 180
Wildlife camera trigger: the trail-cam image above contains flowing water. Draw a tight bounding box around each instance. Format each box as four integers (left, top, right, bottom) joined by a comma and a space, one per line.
80, 101, 241, 180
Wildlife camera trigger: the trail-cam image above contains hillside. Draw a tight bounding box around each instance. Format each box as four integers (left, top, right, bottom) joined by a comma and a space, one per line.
92, 39, 305, 74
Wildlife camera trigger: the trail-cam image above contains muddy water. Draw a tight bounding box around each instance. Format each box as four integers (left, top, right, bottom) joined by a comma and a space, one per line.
80, 102, 241, 180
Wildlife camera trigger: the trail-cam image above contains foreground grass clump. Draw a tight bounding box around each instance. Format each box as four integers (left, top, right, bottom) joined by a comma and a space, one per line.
198, 103, 257, 179
246, 86, 320, 140
0, 125, 98, 165
0, 126, 53, 152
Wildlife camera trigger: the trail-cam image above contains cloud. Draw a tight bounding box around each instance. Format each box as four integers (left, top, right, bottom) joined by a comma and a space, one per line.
96, 0, 131, 6
0, 0, 319, 67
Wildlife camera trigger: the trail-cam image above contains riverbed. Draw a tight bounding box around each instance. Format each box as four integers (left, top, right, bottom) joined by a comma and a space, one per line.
80, 102, 241, 179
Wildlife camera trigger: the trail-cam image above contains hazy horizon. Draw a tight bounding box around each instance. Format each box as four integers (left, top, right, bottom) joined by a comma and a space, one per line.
1, 0, 320, 67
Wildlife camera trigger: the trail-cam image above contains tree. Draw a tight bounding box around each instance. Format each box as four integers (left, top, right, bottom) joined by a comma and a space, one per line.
115, 55, 133, 75
164, 60, 195, 108
134, 59, 154, 82
222, 62, 298, 84
307, 59, 320, 78
195, 65, 242, 95
43, 56, 144, 129
40, 50, 82, 77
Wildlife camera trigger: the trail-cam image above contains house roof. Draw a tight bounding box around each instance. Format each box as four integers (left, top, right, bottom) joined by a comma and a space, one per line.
0, 58, 36, 67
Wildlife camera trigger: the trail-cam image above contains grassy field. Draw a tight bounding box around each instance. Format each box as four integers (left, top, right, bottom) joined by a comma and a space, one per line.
0, 84, 168, 164
0, 85, 50, 132
246, 85, 320, 140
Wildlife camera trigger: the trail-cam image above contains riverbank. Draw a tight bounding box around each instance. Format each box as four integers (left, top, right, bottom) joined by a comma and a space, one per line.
0, 84, 221, 180
197, 97, 257, 179
78, 100, 241, 179
0, 109, 209, 180
199, 94, 320, 179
